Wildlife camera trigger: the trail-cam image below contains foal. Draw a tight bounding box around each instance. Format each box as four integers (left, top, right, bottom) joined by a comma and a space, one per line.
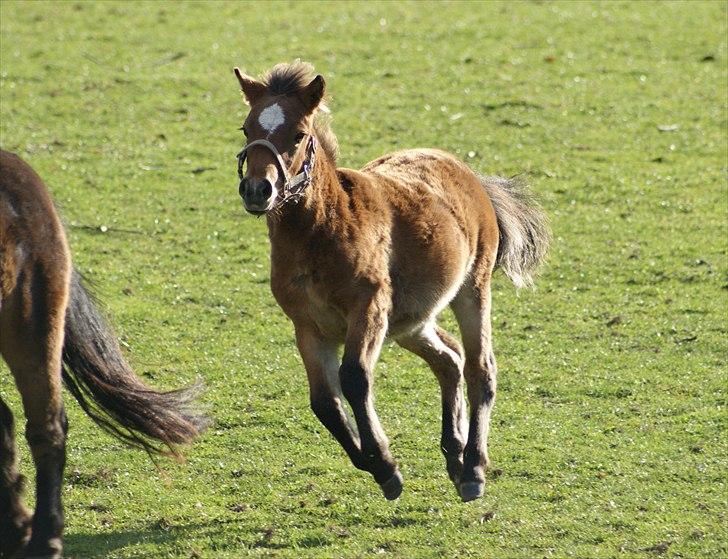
0, 150, 207, 558
233, 62, 549, 502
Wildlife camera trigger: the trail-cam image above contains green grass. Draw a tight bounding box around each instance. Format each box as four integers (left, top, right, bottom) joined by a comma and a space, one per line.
1, 1, 726, 557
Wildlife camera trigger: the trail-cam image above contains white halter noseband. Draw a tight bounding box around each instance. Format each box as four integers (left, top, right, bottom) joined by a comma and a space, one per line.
236, 135, 317, 207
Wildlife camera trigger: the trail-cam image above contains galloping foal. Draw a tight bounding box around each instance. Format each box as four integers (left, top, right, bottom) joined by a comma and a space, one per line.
233, 62, 549, 502
0, 150, 207, 559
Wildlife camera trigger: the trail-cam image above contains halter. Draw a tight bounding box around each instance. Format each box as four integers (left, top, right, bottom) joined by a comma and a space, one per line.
236, 134, 317, 208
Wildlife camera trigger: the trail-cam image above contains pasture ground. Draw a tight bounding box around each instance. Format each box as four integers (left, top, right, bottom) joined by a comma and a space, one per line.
1, 1, 726, 557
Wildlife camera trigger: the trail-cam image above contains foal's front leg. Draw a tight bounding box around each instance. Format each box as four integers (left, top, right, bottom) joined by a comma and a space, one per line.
340, 296, 402, 500
296, 328, 366, 470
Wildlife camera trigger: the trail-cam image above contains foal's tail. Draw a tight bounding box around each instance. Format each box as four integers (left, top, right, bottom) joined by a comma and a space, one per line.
61, 269, 208, 458
480, 175, 551, 288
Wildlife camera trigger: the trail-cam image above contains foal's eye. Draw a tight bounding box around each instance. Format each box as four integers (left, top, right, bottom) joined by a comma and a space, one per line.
241, 126, 249, 137
294, 132, 306, 144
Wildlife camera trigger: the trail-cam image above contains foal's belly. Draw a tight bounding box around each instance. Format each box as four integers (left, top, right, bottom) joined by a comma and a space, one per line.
273, 265, 465, 343
271, 219, 472, 342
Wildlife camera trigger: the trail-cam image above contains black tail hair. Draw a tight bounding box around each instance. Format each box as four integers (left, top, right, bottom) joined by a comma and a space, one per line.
62, 269, 208, 458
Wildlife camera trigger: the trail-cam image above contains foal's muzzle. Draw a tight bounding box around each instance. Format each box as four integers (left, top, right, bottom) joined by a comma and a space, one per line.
236, 135, 317, 215
239, 177, 276, 214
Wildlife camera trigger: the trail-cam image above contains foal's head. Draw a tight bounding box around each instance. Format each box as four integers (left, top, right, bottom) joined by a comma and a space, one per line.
234, 61, 327, 214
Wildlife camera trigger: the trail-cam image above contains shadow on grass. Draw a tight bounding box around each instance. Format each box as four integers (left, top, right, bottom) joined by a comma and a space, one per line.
64, 523, 206, 558
63, 518, 324, 557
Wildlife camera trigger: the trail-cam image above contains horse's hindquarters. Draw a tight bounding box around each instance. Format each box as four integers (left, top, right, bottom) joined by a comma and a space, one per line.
387, 215, 475, 335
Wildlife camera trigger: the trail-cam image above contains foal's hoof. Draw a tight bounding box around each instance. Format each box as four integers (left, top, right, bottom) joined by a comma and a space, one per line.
446, 461, 463, 486
459, 480, 485, 502
380, 471, 404, 500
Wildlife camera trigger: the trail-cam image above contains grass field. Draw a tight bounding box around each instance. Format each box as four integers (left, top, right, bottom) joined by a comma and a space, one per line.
1, 1, 726, 557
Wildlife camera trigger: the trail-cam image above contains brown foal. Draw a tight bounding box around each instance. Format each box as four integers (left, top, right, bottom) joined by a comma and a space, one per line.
0, 150, 207, 558
233, 61, 550, 502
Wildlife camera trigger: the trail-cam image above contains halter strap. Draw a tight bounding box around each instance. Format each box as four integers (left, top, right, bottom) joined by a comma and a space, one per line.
236, 135, 317, 207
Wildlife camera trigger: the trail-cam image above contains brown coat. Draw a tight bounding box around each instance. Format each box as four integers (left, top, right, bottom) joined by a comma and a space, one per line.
234, 61, 549, 502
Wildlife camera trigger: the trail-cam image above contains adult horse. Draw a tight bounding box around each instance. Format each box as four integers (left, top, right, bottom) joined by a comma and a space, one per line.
232, 61, 549, 502
0, 150, 207, 558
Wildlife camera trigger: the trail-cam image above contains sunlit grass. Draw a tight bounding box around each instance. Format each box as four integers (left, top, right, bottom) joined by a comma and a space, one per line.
1, 1, 726, 557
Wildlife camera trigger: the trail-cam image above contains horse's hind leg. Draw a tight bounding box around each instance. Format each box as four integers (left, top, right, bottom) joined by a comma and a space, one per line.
451, 280, 497, 502
1, 285, 68, 558
397, 324, 467, 489
0, 396, 32, 559
4, 356, 67, 559
20, 379, 67, 559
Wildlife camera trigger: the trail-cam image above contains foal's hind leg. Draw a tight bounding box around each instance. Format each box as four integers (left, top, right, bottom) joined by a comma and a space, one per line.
397, 324, 467, 488
0, 397, 32, 559
451, 280, 497, 502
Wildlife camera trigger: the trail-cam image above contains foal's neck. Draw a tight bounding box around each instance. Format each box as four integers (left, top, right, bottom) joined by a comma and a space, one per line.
266, 145, 344, 238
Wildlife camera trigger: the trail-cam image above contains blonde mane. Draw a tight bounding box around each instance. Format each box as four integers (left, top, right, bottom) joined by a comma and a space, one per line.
263, 61, 339, 165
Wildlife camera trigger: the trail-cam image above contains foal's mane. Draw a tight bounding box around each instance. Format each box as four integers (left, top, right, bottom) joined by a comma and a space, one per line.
263, 61, 339, 165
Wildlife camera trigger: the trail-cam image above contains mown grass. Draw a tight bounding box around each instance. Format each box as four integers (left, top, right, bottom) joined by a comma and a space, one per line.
1, 1, 726, 557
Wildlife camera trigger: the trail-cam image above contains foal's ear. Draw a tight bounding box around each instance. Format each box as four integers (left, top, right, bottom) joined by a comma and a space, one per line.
298, 75, 326, 113
234, 67, 266, 105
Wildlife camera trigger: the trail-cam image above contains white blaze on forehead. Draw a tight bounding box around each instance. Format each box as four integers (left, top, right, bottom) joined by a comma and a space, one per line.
258, 103, 285, 134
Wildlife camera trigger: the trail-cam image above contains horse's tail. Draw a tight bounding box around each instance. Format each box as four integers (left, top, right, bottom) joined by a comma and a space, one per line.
480, 175, 550, 288
61, 269, 208, 458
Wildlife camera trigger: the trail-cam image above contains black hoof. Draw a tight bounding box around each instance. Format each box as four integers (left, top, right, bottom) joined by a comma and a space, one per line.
446, 462, 463, 486
380, 470, 404, 500
0, 513, 32, 559
459, 480, 484, 502
24, 537, 62, 559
